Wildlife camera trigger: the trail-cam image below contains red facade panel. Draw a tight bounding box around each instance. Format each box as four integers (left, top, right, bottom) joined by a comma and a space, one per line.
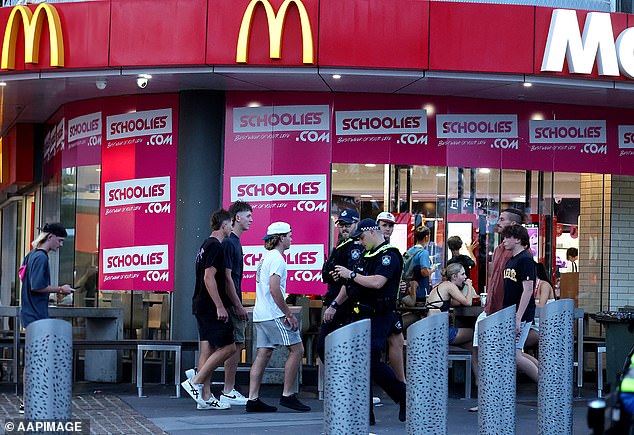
207, 0, 320, 66
109, 0, 207, 66
318, 0, 428, 70
429, 2, 535, 74
0, 1, 110, 71
534, 8, 628, 79
7, 124, 33, 186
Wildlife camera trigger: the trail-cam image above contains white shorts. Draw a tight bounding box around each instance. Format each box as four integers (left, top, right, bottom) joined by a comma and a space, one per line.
516, 321, 532, 350
254, 317, 302, 348
472, 311, 487, 347
473, 311, 532, 350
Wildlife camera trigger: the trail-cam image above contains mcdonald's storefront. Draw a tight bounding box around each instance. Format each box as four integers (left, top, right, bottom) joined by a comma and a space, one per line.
0, 0, 633, 367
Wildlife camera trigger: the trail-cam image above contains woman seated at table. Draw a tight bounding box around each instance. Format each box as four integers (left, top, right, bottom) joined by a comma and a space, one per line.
426, 263, 474, 345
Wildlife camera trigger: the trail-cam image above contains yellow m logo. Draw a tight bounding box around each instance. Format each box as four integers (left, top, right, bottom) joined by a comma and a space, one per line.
236, 0, 314, 64
1, 4, 64, 70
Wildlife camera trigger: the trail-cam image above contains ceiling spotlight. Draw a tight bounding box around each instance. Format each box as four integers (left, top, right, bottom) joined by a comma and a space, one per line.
136, 74, 152, 89
523, 82, 533, 87
95, 79, 107, 90
332, 74, 342, 80
0, 82, 6, 87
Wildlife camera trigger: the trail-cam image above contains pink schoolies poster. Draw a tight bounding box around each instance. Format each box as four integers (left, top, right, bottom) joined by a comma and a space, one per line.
99, 95, 179, 291
225, 93, 332, 296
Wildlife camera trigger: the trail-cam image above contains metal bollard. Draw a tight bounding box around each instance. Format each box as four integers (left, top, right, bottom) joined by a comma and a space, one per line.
323, 319, 371, 435
538, 299, 574, 435
24, 319, 73, 420
477, 306, 516, 435
406, 313, 448, 435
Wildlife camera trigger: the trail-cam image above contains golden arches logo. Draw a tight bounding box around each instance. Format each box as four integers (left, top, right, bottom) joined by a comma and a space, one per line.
236, 0, 314, 64
1, 4, 64, 70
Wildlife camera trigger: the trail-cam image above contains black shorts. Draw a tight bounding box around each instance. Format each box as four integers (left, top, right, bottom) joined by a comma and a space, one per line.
390, 312, 404, 335
195, 313, 234, 349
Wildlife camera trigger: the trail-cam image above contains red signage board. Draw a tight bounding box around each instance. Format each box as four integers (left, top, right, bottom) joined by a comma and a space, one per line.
99, 94, 178, 291
224, 92, 332, 295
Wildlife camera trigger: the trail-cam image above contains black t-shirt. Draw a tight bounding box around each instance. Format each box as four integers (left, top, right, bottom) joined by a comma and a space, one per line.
223, 232, 244, 301
323, 238, 364, 303
349, 241, 402, 314
192, 237, 230, 315
502, 249, 536, 322
447, 254, 476, 277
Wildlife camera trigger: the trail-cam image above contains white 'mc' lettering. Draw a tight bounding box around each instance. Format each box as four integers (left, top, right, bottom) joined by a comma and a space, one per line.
541, 9, 619, 76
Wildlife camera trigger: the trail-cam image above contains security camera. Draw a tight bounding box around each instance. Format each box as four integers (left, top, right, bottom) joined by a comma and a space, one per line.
95, 79, 107, 90
136, 77, 148, 89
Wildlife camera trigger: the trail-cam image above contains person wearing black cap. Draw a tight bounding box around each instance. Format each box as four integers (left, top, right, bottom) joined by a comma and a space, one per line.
316, 208, 362, 362
20, 223, 74, 329
327, 218, 407, 424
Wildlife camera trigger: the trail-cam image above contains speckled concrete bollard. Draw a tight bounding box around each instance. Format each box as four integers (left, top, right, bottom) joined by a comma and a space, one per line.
477, 306, 516, 435
538, 299, 574, 435
406, 313, 448, 434
24, 319, 73, 420
323, 319, 370, 435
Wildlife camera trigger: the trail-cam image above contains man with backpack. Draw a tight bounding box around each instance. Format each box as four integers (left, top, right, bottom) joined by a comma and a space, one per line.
404, 226, 436, 302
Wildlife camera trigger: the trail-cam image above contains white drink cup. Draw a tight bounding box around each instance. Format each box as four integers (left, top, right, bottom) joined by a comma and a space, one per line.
479, 293, 487, 307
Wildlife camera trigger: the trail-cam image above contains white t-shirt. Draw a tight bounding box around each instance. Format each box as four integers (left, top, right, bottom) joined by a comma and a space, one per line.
253, 249, 287, 322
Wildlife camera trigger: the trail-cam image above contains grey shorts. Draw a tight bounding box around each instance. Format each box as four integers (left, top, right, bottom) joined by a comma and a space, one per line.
254, 317, 302, 348
229, 307, 246, 343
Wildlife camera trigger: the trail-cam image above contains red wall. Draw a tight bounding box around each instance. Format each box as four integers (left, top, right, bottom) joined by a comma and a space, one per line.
0, 0, 630, 80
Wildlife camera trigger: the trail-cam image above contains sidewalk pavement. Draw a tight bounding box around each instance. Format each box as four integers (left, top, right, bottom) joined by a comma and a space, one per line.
0, 382, 593, 434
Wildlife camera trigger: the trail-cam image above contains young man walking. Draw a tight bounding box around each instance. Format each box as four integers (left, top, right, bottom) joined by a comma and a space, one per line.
219, 200, 252, 405
246, 222, 310, 413
501, 224, 539, 382
182, 209, 236, 410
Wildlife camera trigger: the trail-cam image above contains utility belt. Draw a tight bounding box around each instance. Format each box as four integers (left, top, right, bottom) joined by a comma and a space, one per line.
351, 298, 394, 318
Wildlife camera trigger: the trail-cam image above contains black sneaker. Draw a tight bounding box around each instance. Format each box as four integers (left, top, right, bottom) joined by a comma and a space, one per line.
246, 398, 277, 413
399, 399, 406, 422
279, 394, 311, 412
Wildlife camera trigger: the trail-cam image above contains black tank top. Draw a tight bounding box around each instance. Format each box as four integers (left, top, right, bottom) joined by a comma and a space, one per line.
426, 286, 451, 312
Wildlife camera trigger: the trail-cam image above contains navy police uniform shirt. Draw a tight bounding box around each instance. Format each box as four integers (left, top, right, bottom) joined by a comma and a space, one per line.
353, 241, 402, 314
322, 238, 364, 303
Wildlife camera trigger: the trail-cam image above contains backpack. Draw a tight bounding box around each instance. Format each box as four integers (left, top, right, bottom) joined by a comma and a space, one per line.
402, 247, 424, 282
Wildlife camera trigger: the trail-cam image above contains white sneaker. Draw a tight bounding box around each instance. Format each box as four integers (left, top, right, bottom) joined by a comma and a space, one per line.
373, 396, 381, 405
197, 394, 230, 410
181, 379, 205, 406
220, 389, 248, 406
185, 368, 197, 380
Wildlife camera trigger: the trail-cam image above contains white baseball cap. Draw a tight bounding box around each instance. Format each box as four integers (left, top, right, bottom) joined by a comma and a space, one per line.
377, 211, 396, 224
262, 221, 292, 240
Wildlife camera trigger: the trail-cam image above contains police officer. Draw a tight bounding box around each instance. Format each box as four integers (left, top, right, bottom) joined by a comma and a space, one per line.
316, 208, 362, 362
326, 218, 406, 423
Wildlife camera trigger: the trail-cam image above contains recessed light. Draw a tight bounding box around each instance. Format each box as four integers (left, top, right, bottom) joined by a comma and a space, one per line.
247, 102, 262, 108
0, 82, 7, 87
436, 173, 446, 177
365, 163, 376, 168
412, 190, 419, 194
331, 169, 338, 173
523, 82, 533, 87
332, 74, 342, 80
479, 168, 491, 174
360, 194, 373, 198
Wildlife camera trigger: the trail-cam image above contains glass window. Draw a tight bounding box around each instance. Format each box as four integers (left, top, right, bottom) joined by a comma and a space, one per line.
73, 165, 101, 307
